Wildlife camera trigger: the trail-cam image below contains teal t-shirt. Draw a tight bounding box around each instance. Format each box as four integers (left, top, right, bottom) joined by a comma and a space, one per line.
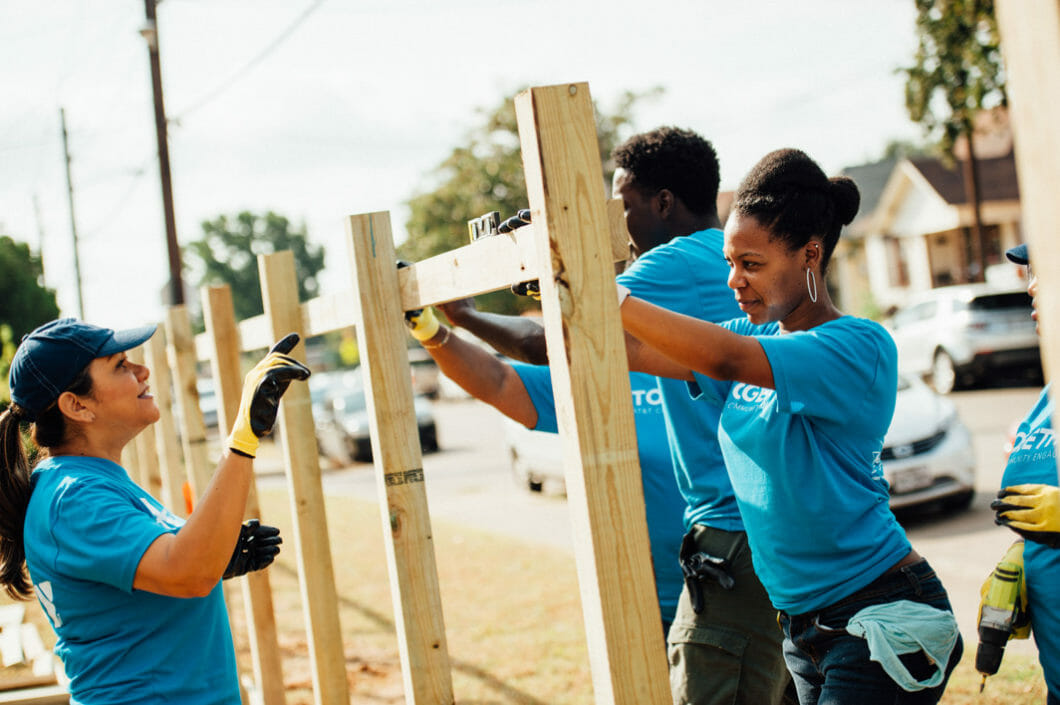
691, 316, 911, 614
999, 384, 1058, 696
24, 456, 240, 704
511, 362, 685, 623
617, 228, 744, 531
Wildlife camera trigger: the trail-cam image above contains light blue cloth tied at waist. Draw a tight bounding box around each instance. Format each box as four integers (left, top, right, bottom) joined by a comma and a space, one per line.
846, 600, 959, 691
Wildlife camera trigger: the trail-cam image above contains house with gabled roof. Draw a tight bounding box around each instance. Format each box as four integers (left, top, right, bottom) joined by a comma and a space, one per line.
830, 142, 1024, 317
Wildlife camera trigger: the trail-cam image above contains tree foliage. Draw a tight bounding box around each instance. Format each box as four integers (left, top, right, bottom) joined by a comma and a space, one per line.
901, 0, 1007, 156
185, 211, 325, 322
0, 236, 60, 343
399, 87, 662, 315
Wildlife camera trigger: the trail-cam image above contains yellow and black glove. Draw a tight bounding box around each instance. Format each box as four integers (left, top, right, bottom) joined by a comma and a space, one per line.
396, 260, 442, 341
992, 484, 1060, 548
227, 333, 311, 458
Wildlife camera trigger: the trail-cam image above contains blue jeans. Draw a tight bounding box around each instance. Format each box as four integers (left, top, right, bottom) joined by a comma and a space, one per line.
778, 559, 962, 705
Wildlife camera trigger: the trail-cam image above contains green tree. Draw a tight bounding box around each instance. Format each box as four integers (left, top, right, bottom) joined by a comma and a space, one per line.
0, 236, 60, 343
185, 211, 326, 322
901, 0, 1007, 281
400, 87, 662, 315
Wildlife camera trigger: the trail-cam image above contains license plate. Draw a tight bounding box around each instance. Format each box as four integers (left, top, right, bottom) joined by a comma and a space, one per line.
890, 466, 933, 494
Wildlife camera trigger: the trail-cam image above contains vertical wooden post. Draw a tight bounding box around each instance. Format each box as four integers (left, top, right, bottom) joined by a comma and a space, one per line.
165, 306, 212, 499
345, 212, 454, 704
145, 325, 187, 516
258, 251, 349, 705
202, 285, 288, 705
128, 345, 163, 500
995, 1, 1060, 423
515, 82, 669, 704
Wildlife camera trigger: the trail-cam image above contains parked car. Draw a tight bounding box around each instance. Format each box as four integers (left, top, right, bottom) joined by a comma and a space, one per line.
311, 368, 438, 463
881, 373, 975, 511
887, 284, 1040, 393
504, 373, 976, 513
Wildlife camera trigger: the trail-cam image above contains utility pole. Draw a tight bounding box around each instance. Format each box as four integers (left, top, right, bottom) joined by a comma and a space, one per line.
32, 192, 47, 286
142, 0, 184, 306
59, 107, 85, 319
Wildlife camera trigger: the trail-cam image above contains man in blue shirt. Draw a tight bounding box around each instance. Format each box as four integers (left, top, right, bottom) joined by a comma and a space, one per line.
413, 128, 789, 705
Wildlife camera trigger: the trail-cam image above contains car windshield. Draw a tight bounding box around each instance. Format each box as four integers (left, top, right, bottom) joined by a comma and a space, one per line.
958, 292, 1032, 312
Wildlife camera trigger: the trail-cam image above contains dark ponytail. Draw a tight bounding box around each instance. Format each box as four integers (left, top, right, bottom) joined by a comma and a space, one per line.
0, 406, 33, 600
733, 148, 860, 272
0, 365, 92, 600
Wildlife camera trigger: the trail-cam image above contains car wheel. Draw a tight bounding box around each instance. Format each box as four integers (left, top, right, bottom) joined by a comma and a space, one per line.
931, 351, 958, 394
527, 476, 544, 493
419, 426, 438, 453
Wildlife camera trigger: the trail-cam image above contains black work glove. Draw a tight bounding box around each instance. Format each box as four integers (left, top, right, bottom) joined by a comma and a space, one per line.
223, 519, 282, 579
227, 334, 311, 457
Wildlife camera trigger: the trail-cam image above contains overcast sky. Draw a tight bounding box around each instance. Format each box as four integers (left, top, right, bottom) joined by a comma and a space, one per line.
0, 0, 923, 330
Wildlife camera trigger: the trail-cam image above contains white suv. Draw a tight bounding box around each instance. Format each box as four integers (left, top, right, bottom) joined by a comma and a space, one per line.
888, 284, 1040, 393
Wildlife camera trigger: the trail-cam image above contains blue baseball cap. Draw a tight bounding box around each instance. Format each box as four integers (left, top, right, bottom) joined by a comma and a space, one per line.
9, 318, 157, 421
1005, 243, 1029, 265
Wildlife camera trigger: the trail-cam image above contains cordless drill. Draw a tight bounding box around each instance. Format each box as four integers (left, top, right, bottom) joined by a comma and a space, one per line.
976, 547, 1025, 692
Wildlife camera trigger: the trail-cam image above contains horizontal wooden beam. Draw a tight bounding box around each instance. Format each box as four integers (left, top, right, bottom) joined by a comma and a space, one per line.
194, 199, 630, 355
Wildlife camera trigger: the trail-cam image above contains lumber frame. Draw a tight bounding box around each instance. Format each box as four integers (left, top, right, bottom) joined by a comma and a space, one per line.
514, 82, 668, 703
259, 251, 350, 705
144, 327, 187, 516
346, 212, 454, 704
202, 285, 287, 705
995, 0, 1060, 434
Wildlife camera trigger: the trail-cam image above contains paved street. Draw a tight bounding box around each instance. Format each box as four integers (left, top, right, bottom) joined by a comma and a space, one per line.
259, 380, 1045, 649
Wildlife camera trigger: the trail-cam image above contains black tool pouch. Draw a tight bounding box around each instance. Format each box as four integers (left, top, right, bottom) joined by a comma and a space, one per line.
678, 529, 739, 614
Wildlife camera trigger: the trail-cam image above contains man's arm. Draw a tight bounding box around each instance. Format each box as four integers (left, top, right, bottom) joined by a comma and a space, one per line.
437, 298, 549, 365
416, 320, 538, 428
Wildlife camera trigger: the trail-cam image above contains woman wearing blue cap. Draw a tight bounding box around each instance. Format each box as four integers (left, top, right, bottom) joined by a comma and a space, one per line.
0, 318, 309, 703
985, 243, 1059, 702
615, 149, 962, 704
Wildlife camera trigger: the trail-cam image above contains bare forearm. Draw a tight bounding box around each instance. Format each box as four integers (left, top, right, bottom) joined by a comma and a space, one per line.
447, 308, 549, 365
621, 296, 773, 388
422, 327, 537, 427
134, 451, 253, 596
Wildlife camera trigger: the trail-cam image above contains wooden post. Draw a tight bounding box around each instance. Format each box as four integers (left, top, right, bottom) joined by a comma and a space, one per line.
145, 326, 187, 516
346, 212, 454, 704
165, 306, 212, 499
258, 251, 349, 705
514, 82, 669, 703
128, 346, 163, 500
202, 285, 287, 705
995, 1, 1060, 415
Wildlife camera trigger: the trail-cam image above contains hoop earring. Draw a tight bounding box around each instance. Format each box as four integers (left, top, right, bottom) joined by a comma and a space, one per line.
806, 268, 818, 303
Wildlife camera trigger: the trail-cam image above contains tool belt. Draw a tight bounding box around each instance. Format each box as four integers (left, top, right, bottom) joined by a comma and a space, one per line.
679, 527, 745, 613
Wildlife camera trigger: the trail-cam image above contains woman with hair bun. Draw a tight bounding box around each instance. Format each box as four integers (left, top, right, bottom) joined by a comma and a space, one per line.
618, 149, 962, 704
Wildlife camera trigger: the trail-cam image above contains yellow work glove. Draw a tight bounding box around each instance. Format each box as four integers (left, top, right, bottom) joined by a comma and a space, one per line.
992, 484, 1060, 548
227, 333, 311, 458
978, 541, 1031, 641
396, 259, 441, 342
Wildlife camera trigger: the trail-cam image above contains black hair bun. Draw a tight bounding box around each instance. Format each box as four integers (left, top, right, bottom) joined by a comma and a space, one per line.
829, 177, 860, 226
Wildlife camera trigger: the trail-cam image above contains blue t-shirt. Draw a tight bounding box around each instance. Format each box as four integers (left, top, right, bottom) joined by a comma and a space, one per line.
24, 456, 240, 704
999, 384, 1059, 696
512, 362, 686, 623
691, 316, 911, 614
617, 228, 744, 531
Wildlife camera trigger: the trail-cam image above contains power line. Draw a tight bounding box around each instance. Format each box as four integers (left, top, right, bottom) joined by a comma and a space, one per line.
170, 0, 326, 122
